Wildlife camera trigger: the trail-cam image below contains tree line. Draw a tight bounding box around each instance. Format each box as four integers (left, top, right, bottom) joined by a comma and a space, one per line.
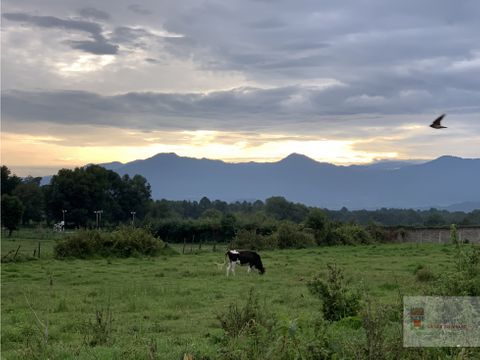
2, 165, 479, 243
1, 165, 151, 234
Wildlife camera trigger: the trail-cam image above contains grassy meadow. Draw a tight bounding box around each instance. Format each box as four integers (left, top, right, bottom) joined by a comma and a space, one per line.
0, 230, 475, 359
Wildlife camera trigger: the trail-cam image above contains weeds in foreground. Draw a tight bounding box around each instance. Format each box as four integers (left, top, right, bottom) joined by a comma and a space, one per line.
436, 243, 480, 296
216, 288, 275, 338
84, 302, 115, 347
307, 263, 361, 321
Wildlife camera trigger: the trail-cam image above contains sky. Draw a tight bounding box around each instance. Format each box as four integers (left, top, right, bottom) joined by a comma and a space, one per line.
1, 0, 480, 176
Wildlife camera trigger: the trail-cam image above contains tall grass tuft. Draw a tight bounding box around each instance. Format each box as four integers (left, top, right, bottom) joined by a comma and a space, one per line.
217, 288, 275, 338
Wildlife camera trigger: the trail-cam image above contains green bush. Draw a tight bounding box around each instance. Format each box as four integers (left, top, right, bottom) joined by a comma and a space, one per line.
414, 267, 436, 282
305, 208, 330, 245
216, 289, 331, 360
54, 227, 169, 259
361, 299, 403, 360
307, 264, 361, 321
231, 229, 277, 250
436, 244, 480, 296
274, 221, 315, 249
450, 224, 459, 246
328, 223, 374, 245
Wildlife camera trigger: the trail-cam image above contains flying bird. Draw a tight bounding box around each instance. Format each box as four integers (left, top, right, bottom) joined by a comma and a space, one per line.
430, 114, 447, 129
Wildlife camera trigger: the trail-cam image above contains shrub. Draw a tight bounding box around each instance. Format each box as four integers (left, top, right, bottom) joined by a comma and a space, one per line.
305, 208, 330, 244
455, 244, 480, 276
54, 227, 168, 259
361, 299, 403, 360
216, 289, 331, 360
216, 288, 276, 359
412, 263, 424, 275
231, 229, 277, 250
415, 267, 436, 282
436, 244, 480, 296
365, 223, 393, 243
450, 224, 459, 246
274, 221, 315, 249
307, 264, 361, 321
329, 223, 374, 245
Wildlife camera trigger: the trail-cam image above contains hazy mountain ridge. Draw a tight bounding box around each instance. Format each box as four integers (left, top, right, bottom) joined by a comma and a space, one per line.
85, 153, 480, 210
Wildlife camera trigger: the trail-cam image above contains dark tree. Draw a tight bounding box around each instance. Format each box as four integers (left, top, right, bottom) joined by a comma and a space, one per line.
265, 196, 308, 222
13, 179, 45, 224
199, 196, 212, 212
305, 208, 330, 244
45, 165, 151, 227
1, 194, 24, 236
1, 166, 22, 195
220, 213, 237, 241
116, 174, 152, 221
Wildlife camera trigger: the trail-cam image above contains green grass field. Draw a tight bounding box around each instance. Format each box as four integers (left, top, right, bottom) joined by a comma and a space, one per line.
0, 230, 469, 359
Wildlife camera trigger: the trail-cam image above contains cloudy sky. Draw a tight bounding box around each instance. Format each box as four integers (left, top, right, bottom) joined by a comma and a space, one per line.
2, 0, 480, 176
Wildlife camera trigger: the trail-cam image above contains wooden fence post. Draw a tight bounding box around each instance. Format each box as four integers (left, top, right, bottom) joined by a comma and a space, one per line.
13, 245, 21, 260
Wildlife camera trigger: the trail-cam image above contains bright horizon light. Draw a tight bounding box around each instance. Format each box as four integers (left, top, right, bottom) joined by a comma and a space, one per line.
4, 128, 404, 177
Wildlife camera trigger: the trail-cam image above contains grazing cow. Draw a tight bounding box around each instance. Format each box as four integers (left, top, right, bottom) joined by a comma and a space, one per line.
225, 250, 265, 276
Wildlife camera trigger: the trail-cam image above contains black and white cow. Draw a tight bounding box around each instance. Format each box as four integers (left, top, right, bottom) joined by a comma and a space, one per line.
225, 250, 265, 276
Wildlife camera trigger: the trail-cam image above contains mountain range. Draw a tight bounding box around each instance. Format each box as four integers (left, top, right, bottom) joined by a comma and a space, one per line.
72, 153, 480, 211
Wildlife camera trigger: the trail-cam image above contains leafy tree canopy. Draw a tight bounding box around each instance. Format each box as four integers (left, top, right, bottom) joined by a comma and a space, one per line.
1, 194, 24, 236
44, 165, 151, 227
1, 166, 22, 195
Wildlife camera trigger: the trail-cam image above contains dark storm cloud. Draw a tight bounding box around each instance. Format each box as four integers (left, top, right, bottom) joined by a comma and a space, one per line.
127, 4, 152, 15
68, 40, 119, 55
3, 85, 480, 135
3, 12, 103, 34
109, 26, 163, 46
2, 12, 118, 55
2, 0, 480, 138
160, 0, 480, 104
77, 7, 110, 21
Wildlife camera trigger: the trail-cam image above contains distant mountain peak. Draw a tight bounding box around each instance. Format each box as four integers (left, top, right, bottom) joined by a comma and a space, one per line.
40, 153, 479, 210
149, 152, 180, 160
435, 155, 463, 161
280, 153, 317, 163
86, 161, 124, 170
423, 155, 469, 167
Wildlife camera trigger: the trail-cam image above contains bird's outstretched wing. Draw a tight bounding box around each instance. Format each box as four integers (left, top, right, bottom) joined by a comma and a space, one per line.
431, 114, 446, 126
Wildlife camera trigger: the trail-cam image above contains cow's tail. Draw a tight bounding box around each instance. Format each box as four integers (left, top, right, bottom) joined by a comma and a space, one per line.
215, 260, 226, 270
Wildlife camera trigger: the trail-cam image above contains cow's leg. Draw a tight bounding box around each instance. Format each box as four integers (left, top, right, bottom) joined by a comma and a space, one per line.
247, 266, 252, 273
231, 261, 236, 276
226, 262, 231, 277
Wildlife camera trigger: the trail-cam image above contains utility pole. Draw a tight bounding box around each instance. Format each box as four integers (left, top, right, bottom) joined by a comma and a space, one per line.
94, 210, 103, 229
62, 209, 67, 231
94, 211, 99, 229
130, 211, 136, 226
